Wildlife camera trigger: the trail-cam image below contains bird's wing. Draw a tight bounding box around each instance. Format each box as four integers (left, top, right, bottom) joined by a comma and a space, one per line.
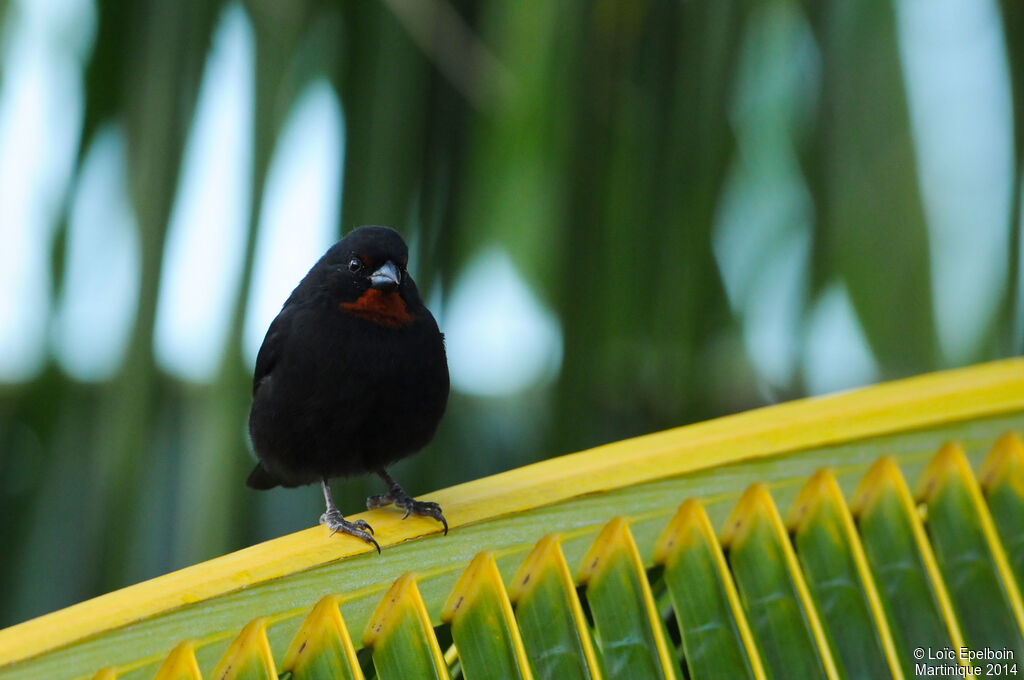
252, 308, 292, 397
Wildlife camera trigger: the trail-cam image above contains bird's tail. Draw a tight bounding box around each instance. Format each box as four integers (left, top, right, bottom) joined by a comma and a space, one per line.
246, 462, 280, 490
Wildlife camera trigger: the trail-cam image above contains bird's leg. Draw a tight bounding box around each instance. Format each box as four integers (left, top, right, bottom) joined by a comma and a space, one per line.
367, 469, 448, 535
320, 478, 380, 553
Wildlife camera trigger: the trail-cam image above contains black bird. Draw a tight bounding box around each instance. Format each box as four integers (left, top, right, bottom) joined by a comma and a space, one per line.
247, 226, 450, 551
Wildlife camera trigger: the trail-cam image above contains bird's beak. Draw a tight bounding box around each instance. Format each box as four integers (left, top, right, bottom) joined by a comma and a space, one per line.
370, 261, 401, 291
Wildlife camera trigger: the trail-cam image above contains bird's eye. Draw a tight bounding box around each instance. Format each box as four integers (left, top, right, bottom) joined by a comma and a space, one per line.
348, 258, 362, 273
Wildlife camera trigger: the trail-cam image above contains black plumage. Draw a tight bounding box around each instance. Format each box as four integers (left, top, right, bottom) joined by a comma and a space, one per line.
247, 226, 449, 550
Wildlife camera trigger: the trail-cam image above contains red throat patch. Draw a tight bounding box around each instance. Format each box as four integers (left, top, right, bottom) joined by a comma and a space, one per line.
340, 289, 413, 328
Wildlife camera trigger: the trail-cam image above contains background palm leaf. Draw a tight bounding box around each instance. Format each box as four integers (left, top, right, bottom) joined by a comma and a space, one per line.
0, 0, 1021, 637
0, 359, 1021, 679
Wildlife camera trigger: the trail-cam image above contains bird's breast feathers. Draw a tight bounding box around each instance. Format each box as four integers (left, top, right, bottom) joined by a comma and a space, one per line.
340, 289, 413, 328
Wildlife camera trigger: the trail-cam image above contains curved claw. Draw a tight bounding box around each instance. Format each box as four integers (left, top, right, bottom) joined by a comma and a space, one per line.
320, 509, 381, 553
327, 524, 380, 553
349, 519, 375, 534
394, 498, 449, 535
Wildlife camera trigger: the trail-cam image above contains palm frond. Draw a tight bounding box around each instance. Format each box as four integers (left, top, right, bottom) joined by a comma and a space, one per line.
1, 359, 1022, 679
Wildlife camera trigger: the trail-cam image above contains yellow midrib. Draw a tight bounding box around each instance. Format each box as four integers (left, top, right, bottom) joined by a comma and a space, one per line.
1, 357, 1022, 667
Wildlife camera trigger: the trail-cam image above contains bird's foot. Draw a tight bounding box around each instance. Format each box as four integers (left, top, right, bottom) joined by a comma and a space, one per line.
367, 492, 448, 535
319, 508, 380, 553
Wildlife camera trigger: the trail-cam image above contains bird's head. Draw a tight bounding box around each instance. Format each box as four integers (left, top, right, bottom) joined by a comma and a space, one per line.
324, 226, 416, 328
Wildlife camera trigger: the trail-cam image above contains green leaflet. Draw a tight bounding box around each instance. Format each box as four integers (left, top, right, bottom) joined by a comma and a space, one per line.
916, 444, 1024, 663
788, 471, 899, 679
363, 575, 449, 680
152, 643, 202, 680
851, 457, 962, 677
578, 518, 677, 680
280, 596, 363, 680
509, 536, 599, 680
654, 501, 762, 680
442, 552, 533, 680
722, 484, 835, 680
979, 434, 1024, 592
209, 620, 277, 680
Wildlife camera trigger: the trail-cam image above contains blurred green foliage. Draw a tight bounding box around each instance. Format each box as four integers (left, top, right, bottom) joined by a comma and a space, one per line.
0, 0, 1020, 629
